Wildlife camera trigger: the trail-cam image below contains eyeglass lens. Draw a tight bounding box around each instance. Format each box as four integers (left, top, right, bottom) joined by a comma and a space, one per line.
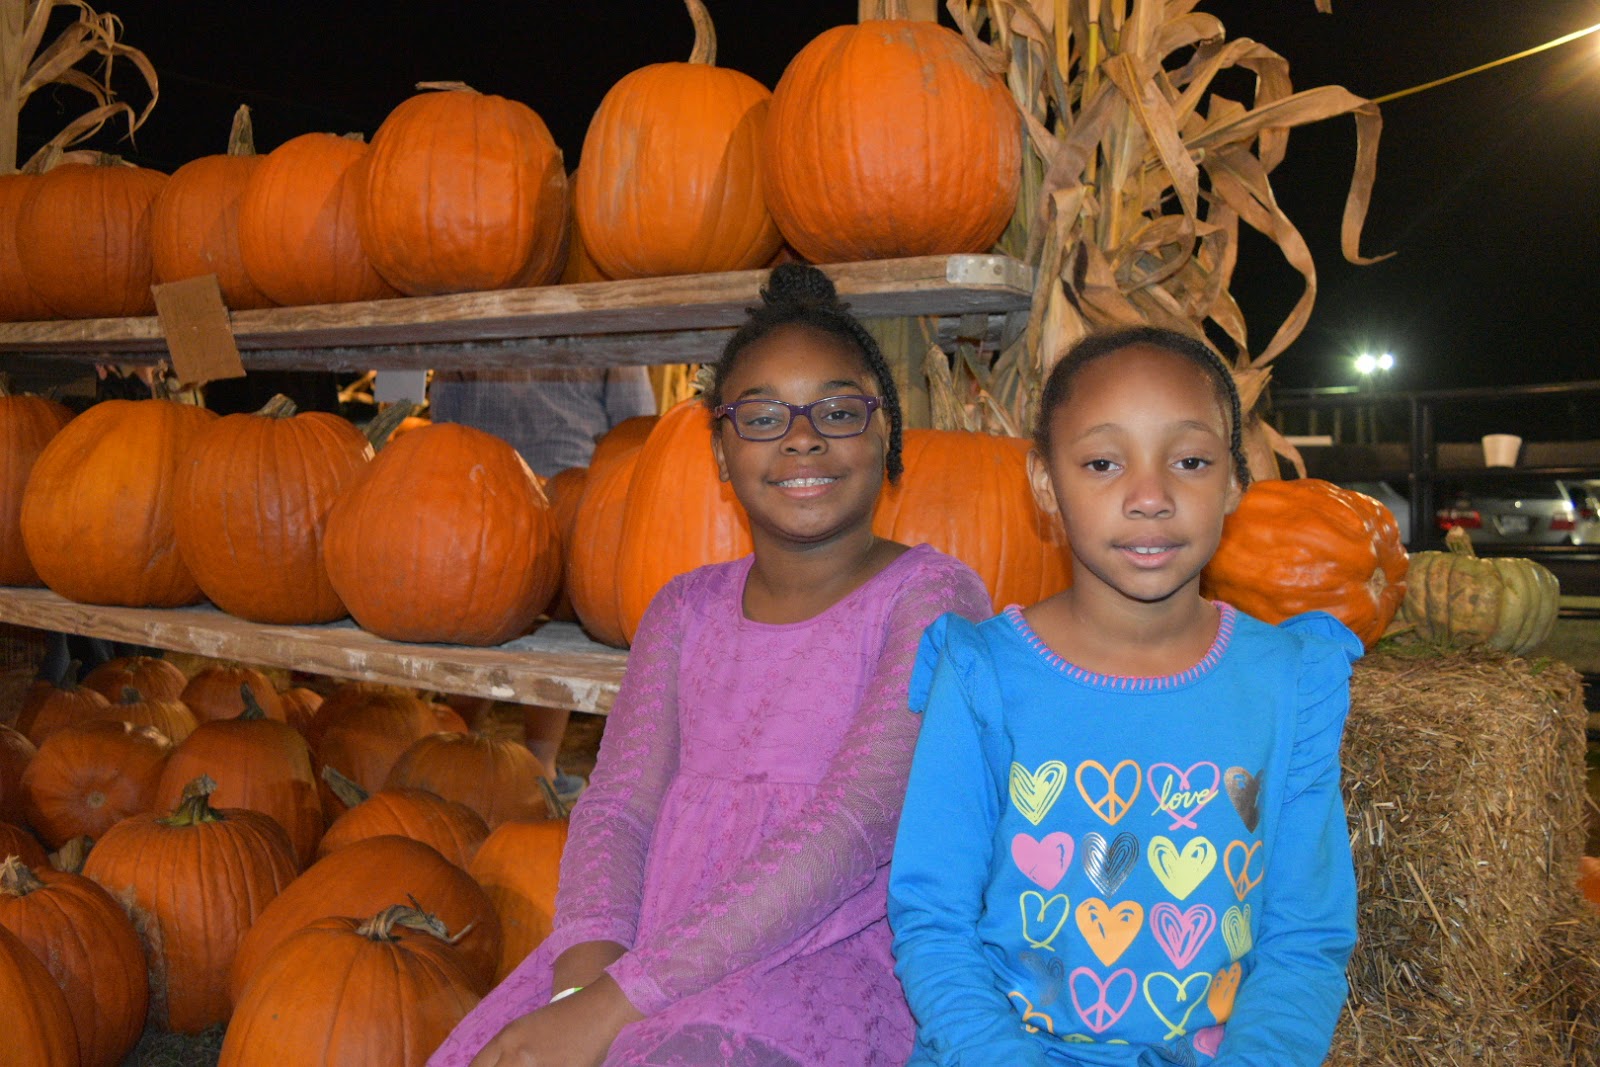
731, 396, 873, 440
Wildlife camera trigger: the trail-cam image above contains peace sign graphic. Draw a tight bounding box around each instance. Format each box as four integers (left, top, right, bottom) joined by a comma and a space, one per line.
1069, 966, 1136, 1034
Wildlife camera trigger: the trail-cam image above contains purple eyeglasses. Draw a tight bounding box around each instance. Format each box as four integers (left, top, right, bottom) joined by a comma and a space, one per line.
714, 395, 883, 442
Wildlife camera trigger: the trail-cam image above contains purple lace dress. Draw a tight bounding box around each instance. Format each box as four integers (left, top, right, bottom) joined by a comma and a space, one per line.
429, 544, 990, 1067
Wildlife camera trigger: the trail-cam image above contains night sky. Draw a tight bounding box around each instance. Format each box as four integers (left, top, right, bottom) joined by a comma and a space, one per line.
22, 0, 1600, 396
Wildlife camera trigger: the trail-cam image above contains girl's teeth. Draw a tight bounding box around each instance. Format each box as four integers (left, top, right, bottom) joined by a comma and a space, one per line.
778, 477, 835, 487
1130, 546, 1168, 554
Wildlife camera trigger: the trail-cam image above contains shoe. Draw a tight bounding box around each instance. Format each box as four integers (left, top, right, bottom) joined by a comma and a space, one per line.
553, 770, 587, 809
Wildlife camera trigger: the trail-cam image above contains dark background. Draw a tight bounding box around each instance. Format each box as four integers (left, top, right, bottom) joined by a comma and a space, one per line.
21, 1, 1600, 399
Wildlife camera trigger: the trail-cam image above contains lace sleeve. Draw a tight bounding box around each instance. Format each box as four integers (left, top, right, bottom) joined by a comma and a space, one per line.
606, 561, 991, 1016
539, 578, 685, 961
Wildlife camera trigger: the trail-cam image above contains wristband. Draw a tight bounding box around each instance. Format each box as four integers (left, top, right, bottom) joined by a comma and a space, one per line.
549, 986, 584, 1003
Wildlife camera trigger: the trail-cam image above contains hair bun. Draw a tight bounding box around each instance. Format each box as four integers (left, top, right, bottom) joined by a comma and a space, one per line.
761, 262, 840, 310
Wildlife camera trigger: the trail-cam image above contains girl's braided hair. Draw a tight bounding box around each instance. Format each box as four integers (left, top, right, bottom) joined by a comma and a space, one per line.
1033, 325, 1251, 490
705, 263, 904, 483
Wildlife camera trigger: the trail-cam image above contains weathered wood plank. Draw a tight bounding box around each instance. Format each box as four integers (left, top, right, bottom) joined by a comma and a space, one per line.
0, 588, 628, 713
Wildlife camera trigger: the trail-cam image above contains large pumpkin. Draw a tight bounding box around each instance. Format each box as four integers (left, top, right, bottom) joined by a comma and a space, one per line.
357, 82, 568, 295
21, 720, 171, 848
574, 0, 780, 278
468, 810, 569, 983
149, 104, 274, 309
179, 664, 286, 723
568, 443, 645, 647
313, 689, 451, 818
237, 132, 398, 306
323, 422, 562, 645
0, 172, 53, 321
1201, 478, 1409, 648
21, 398, 218, 607
762, 19, 1019, 262
1400, 526, 1560, 655
0, 921, 78, 1066
873, 430, 1070, 611
384, 732, 550, 829
15, 156, 168, 318
318, 773, 489, 870
542, 465, 587, 620
0, 390, 72, 585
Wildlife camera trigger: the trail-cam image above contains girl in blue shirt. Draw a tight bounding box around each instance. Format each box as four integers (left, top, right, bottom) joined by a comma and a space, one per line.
889, 326, 1360, 1066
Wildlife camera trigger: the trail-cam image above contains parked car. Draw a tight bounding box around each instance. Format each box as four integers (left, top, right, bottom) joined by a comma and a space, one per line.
1340, 481, 1412, 545
1434, 478, 1596, 546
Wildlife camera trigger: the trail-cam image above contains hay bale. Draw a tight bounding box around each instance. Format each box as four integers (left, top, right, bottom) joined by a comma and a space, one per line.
1330, 645, 1600, 1065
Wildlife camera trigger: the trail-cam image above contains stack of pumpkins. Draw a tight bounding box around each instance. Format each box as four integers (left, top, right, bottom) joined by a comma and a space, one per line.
0, 656, 569, 1064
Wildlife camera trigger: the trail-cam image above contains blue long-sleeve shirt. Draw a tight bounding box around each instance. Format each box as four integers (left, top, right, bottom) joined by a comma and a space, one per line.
889, 604, 1360, 1066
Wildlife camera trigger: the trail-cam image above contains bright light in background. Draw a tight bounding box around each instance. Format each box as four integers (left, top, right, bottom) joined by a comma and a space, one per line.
1377, 352, 1394, 371
1354, 352, 1396, 376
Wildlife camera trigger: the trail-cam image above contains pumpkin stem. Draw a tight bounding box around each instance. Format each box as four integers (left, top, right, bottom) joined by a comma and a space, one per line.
1444, 525, 1478, 558
364, 399, 416, 449
255, 393, 297, 420
227, 104, 256, 157
355, 903, 460, 943
0, 856, 45, 897
320, 765, 371, 809
237, 684, 269, 721
162, 775, 225, 827
118, 686, 142, 706
536, 773, 569, 821
685, 0, 716, 65
50, 835, 91, 874
416, 81, 478, 95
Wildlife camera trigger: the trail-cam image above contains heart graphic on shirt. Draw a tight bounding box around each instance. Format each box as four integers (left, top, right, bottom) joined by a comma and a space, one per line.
1223, 839, 1263, 901
1019, 950, 1066, 1006
1075, 898, 1143, 967
1193, 1024, 1226, 1058
1007, 990, 1058, 1035
1075, 759, 1142, 826
1222, 904, 1253, 960
1148, 835, 1216, 900
1082, 830, 1139, 896
1223, 767, 1263, 832
1010, 760, 1069, 826
1020, 890, 1071, 950
1208, 962, 1242, 1023
1150, 901, 1217, 969
1144, 971, 1214, 1040
1012, 831, 1074, 890
1146, 761, 1221, 831
1069, 966, 1137, 1034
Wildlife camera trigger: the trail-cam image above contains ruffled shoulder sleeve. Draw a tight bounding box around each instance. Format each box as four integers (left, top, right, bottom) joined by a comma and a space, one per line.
908, 610, 988, 715
1279, 610, 1363, 802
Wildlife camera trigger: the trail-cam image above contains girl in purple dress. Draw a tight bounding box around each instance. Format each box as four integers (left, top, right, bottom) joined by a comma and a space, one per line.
429, 264, 991, 1067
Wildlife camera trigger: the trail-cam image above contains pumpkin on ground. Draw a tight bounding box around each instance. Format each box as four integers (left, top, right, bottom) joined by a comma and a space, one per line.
0, 388, 72, 586
21, 398, 219, 607
323, 422, 562, 645
0, 723, 34, 827
219, 905, 481, 1067
1201, 478, 1409, 648
574, 0, 780, 278
21, 720, 171, 847
357, 82, 568, 295
1400, 526, 1560, 655
0, 920, 78, 1066
0, 172, 54, 321
467, 781, 569, 983
180, 664, 286, 723
17, 666, 111, 745
174, 394, 373, 623
761, 18, 1019, 262
0, 821, 49, 868
82, 776, 298, 1033
149, 104, 274, 309
81, 654, 188, 703
312, 688, 447, 817
95, 686, 199, 744
228, 834, 501, 1004
318, 769, 489, 869
385, 732, 551, 829
0, 857, 149, 1067
278, 686, 323, 735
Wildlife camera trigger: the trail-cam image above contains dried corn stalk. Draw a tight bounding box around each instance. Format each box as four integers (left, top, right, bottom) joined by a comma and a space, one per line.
0, 0, 157, 174
939, 0, 1385, 477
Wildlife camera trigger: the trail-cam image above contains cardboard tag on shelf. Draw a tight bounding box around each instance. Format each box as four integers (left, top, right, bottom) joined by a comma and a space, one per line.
374, 370, 429, 405
151, 275, 246, 386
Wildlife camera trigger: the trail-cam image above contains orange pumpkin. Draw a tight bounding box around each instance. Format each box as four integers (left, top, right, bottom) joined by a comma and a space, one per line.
179, 664, 285, 723
149, 105, 274, 309
94, 686, 200, 744
81, 654, 188, 703
1201, 478, 1409, 648
278, 686, 323, 735
558, 186, 611, 284
237, 132, 399, 306
17, 670, 111, 745
591, 414, 658, 470
385, 732, 551, 829
543, 465, 588, 620
21, 720, 171, 847
0, 822, 49, 868
323, 422, 562, 645
762, 19, 1019, 262
468, 812, 569, 982
0, 390, 72, 585
574, 0, 780, 278
0, 921, 78, 1066
319, 772, 489, 869
0, 724, 33, 828
314, 689, 447, 817
568, 444, 644, 647
0, 173, 54, 321
21, 398, 219, 607
357, 83, 568, 296
15, 156, 168, 318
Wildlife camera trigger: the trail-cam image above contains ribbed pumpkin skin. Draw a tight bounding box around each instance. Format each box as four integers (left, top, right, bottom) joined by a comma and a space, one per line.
150, 153, 274, 309
318, 787, 489, 869
0, 921, 78, 1066
567, 445, 642, 647
0, 394, 71, 585
81, 654, 188, 703
0, 859, 149, 1067
616, 400, 753, 644
1201, 478, 1409, 648
228, 835, 501, 1004
1401, 542, 1560, 655
762, 21, 1019, 262
543, 465, 587, 620
323, 423, 562, 645
278, 686, 322, 735
219, 912, 481, 1067
314, 691, 447, 816
237, 133, 398, 306
20, 399, 219, 607
0, 174, 54, 320
873, 430, 1070, 612
180, 665, 285, 723
358, 88, 568, 296
15, 161, 168, 318
18, 676, 111, 744
0, 821, 49, 867
385, 733, 549, 829
82, 794, 298, 1033
0, 723, 33, 827
21, 721, 171, 847
93, 690, 199, 744
576, 61, 780, 278
468, 817, 568, 982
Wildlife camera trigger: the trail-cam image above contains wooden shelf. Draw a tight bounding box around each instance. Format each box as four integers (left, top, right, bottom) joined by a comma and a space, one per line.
0, 254, 1033, 370
0, 588, 627, 714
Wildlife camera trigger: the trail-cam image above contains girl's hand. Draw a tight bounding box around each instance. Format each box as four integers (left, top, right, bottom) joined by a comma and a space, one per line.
550, 940, 627, 995
467, 975, 644, 1067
